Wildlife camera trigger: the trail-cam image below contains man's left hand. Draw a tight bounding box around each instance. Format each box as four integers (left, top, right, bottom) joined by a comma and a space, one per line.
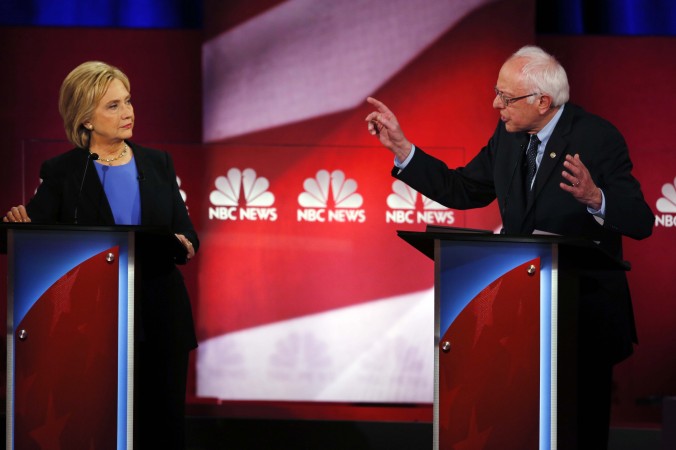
559, 154, 602, 210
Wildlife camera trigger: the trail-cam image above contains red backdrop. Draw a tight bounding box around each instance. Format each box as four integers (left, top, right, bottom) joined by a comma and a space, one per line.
1, 0, 674, 426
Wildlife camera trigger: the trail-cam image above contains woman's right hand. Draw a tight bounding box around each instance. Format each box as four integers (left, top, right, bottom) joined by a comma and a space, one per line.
3, 205, 31, 223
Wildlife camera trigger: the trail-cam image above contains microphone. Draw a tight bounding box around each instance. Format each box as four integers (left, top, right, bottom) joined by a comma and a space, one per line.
74, 152, 98, 224
137, 170, 145, 181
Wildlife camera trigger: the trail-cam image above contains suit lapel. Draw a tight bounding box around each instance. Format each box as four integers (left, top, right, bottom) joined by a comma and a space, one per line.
79, 150, 115, 224
527, 106, 575, 211
131, 144, 151, 226
501, 133, 530, 233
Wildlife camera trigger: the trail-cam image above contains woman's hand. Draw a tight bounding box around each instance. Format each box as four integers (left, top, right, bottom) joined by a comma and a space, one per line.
3, 205, 31, 223
175, 233, 195, 260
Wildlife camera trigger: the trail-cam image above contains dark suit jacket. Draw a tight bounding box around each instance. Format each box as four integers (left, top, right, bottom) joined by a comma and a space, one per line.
395, 103, 654, 363
26, 141, 199, 350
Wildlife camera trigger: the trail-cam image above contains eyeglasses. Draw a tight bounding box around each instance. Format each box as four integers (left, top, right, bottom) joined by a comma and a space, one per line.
494, 87, 538, 106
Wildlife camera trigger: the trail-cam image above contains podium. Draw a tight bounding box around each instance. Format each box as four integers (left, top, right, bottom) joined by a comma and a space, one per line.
1, 224, 185, 450
398, 229, 627, 450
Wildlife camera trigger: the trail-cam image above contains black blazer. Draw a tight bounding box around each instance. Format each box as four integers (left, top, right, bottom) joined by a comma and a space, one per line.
26, 141, 199, 350
395, 103, 654, 363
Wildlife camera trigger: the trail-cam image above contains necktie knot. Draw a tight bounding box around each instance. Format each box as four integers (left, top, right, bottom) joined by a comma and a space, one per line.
525, 134, 540, 190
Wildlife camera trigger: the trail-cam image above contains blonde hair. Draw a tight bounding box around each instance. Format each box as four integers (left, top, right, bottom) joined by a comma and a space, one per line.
58, 61, 131, 149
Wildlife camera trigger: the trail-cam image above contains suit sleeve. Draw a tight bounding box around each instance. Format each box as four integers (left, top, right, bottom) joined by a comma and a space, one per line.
26, 159, 68, 223
394, 144, 497, 210
163, 151, 200, 252
593, 124, 654, 240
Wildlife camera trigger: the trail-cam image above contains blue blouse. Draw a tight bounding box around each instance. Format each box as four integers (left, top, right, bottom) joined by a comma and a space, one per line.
94, 156, 141, 225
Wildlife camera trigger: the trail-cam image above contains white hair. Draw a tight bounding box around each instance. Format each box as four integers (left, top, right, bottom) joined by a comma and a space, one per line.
511, 45, 569, 107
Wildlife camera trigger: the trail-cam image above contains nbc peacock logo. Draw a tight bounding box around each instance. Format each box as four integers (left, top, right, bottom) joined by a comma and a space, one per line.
177, 176, 187, 203
208, 168, 277, 221
386, 180, 455, 225
655, 177, 676, 227
297, 170, 366, 223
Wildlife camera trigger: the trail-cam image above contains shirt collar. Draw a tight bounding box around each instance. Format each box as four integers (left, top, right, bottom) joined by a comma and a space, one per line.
535, 104, 565, 148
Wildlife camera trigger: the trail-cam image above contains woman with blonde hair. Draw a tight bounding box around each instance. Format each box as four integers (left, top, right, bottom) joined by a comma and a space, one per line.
4, 61, 198, 449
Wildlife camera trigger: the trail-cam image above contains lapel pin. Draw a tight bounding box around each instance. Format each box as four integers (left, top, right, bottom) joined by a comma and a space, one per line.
550, 152, 556, 159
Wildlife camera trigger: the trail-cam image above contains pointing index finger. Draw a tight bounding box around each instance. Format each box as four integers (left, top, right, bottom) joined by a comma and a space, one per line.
366, 96, 392, 114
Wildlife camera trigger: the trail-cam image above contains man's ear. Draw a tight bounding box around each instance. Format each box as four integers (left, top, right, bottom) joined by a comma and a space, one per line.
538, 94, 553, 113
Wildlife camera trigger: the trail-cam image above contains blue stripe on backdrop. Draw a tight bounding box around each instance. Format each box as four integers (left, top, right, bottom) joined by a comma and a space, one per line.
0, 0, 202, 28
538, 0, 676, 35
2, 0, 671, 35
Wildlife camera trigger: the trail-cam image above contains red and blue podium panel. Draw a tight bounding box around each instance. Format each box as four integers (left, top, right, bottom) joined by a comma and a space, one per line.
7, 229, 134, 450
435, 241, 556, 450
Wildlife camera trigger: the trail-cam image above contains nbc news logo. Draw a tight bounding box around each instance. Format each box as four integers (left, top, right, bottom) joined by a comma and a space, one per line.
655, 177, 676, 227
297, 170, 366, 223
385, 180, 455, 225
208, 168, 278, 221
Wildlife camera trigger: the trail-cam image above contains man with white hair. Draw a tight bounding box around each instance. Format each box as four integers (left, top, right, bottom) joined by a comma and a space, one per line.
366, 45, 654, 448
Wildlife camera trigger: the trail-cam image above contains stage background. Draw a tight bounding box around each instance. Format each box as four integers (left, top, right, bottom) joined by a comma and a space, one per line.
0, 0, 674, 430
